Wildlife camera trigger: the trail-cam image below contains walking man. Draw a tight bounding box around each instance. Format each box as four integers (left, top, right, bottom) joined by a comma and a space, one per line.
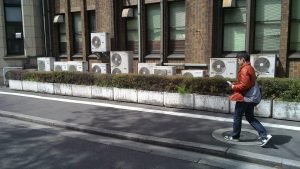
225, 52, 272, 147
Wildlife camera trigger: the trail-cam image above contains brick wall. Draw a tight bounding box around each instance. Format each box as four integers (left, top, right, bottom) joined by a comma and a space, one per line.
51, 0, 300, 78
55, 0, 65, 13
288, 60, 300, 78
278, 0, 291, 77
185, 0, 213, 64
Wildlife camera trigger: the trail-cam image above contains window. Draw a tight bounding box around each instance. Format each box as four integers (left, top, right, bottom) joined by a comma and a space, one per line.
58, 21, 66, 54
169, 1, 185, 54
223, 0, 246, 52
126, 7, 138, 53
146, 4, 160, 54
290, 0, 300, 52
255, 0, 281, 52
72, 12, 82, 54
88, 10, 96, 54
4, 0, 24, 55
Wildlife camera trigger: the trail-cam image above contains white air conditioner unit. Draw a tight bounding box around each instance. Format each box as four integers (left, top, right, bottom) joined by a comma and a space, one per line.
250, 54, 277, 78
37, 57, 55, 71
67, 61, 88, 72
138, 63, 159, 75
54, 62, 68, 72
209, 58, 238, 78
153, 66, 176, 76
91, 63, 109, 74
3, 67, 22, 85
91, 32, 110, 53
110, 51, 133, 74
182, 70, 207, 77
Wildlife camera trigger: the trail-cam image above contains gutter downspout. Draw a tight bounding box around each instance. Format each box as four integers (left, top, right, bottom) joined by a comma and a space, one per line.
159, 0, 164, 66
47, 0, 53, 57
138, 0, 143, 62
42, 0, 48, 57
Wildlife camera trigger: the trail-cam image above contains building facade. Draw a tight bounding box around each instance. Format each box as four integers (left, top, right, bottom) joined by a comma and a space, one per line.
0, 0, 48, 84
1, 0, 300, 81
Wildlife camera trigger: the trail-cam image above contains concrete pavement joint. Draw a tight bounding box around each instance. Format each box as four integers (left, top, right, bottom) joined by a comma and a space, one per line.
0, 110, 299, 168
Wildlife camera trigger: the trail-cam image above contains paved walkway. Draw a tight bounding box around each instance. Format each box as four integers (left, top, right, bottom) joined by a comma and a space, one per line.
0, 87, 299, 168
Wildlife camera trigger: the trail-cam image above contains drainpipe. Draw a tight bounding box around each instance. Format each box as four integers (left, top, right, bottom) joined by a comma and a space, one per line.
138, 0, 142, 62
47, 0, 53, 58
159, 0, 164, 65
42, 0, 48, 57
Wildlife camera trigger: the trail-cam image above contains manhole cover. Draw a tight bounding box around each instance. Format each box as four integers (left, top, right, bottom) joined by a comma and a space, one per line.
212, 128, 261, 145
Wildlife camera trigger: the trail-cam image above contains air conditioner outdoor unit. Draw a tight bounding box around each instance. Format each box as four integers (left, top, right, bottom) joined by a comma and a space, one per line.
54, 62, 68, 72
67, 61, 88, 72
91, 32, 110, 53
91, 63, 109, 74
209, 58, 238, 78
3, 67, 23, 85
37, 57, 55, 71
181, 70, 207, 77
110, 51, 133, 74
153, 66, 176, 76
138, 63, 159, 75
250, 54, 277, 78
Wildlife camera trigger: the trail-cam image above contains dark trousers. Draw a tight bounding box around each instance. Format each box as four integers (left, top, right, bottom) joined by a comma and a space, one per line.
232, 102, 267, 139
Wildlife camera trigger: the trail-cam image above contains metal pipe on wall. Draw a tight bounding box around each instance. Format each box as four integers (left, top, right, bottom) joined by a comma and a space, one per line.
42, 0, 48, 57
138, 0, 142, 62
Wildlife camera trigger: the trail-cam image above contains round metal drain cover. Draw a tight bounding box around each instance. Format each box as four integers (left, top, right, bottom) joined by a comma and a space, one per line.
212, 128, 261, 145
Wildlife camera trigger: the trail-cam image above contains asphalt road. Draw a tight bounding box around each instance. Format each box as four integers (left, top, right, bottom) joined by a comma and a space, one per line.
0, 117, 276, 169
0, 117, 219, 169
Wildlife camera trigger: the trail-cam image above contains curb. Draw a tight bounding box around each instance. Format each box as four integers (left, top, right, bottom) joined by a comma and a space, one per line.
0, 110, 299, 169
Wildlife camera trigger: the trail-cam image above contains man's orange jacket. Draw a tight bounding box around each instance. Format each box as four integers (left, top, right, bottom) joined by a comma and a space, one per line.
229, 62, 256, 102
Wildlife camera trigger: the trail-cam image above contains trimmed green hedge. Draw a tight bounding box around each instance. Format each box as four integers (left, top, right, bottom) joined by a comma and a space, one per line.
7, 70, 300, 102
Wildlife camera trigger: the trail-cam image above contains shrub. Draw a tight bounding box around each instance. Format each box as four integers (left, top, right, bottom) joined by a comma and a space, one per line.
6, 70, 26, 81
94, 74, 113, 87
7, 70, 300, 102
132, 75, 169, 91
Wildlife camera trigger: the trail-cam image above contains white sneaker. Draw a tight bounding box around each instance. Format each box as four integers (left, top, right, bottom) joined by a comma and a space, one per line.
224, 135, 239, 142
260, 134, 272, 147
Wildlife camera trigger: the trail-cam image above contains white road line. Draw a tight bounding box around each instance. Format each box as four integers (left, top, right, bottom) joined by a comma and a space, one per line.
0, 91, 300, 131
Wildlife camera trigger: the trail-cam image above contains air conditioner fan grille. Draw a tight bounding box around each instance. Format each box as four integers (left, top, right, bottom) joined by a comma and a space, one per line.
111, 53, 122, 66
38, 61, 46, 71
254, 58, 270, 73
92, 65, 102, 73
212, 60, 226, 73
139, 67, 150, 75
92, 36, 101, 48
112, 68, 122, 74
55, 65, 62, 71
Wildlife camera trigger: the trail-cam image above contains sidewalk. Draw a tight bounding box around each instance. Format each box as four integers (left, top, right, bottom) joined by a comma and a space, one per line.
0, 87, 300, 169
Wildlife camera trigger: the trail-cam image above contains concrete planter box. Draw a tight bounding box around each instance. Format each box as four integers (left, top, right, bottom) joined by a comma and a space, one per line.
273, 101, 300, 121
164, 92, 194, 109
138, 90, 164, 106
230, 99, 272, 117
37, 82, 54, 94
54, 83, 72, 96
195, 95, 229, 113
113, 88, 138, 103
22, 81, 38, 92
72, 85, 92, 98
91, 86, 114, 100
8, 80, 23, 90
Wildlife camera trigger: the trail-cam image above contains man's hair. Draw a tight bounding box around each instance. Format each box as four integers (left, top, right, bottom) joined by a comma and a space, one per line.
236, 52, 250, 62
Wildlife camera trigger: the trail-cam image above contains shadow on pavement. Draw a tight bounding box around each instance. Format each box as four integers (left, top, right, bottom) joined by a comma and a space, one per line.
262, 135, 292, 149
